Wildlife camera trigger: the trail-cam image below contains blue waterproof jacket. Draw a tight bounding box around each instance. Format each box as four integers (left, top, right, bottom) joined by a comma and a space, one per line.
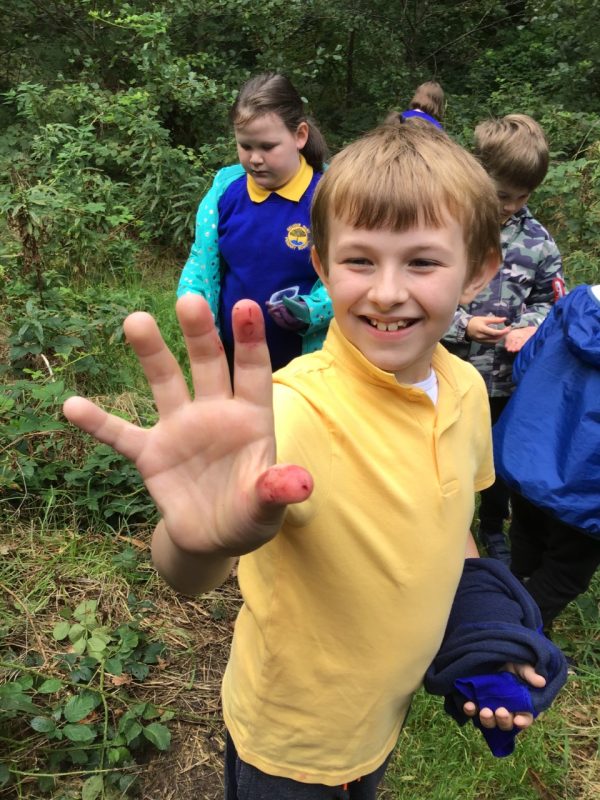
493, 284, 600, 539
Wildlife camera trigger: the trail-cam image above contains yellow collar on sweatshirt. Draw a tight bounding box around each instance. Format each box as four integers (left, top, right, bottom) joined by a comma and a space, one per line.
246, 155, 313, 203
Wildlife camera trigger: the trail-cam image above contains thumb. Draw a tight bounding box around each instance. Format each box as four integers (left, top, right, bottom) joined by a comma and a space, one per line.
256, 464, 314, 508
511, 663, 547, 688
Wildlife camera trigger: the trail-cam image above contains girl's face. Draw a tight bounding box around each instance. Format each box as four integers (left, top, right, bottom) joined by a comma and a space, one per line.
235, 112, 309, 190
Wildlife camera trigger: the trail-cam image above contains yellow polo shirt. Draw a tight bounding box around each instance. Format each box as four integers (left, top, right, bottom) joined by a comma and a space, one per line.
222, 320, 494, 785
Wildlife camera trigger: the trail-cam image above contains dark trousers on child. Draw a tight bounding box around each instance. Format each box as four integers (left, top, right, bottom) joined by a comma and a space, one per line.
224, 731, 392, 800
479, 396, 511, 533
509, 492, 600, 628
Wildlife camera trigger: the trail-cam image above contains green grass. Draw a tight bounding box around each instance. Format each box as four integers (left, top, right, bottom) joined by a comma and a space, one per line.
385, 576, 600, 800
1, 253, 599, 798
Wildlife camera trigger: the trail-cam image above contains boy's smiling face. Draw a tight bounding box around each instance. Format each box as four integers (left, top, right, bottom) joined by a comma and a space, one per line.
312, 215, 495, 384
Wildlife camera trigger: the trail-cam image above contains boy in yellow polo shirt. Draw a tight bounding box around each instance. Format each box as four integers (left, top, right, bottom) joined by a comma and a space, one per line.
64, 124, 551, 798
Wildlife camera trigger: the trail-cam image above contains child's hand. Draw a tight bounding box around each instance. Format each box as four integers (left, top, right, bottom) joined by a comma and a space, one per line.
504, 326, 536, 352
266, 300, 307, 332
63, 295, 313, 559
462, 662, 546, 730
466, 316, 511, 344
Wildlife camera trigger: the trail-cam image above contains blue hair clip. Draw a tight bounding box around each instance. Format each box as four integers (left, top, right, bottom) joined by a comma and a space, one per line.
400, 109, 443, 129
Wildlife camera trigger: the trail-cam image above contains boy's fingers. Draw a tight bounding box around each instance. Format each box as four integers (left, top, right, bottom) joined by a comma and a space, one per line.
63, 396, 146, 463
512, 712, 534, 728
124, 312, 191, 416
231, 301, 273, 407
492, 707, 513, 731
242, 465, 313, 538
506, 662, 547, 688
256, 465, 314, 509
462, 701, 477, 717
176, 295, 232, 399
478, 707, 495, 728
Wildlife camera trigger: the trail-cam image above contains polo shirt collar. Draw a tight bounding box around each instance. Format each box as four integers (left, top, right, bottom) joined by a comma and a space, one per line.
323, 320, 464, 416
246, 155, 313, 203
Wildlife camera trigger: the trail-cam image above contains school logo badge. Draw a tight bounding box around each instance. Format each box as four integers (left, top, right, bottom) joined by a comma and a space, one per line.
285, 224, 310, 250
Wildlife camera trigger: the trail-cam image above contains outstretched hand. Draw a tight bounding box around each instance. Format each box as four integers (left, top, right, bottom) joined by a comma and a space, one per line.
63, 295, 313, 564
462, 662, 547, 731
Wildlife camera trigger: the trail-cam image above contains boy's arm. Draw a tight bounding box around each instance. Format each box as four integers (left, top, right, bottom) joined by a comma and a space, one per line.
462, 535, 544, 731
514, 240, 564, 328
504, 244, 563, 353
63, 295, 313, 596
442, 307, 473, 344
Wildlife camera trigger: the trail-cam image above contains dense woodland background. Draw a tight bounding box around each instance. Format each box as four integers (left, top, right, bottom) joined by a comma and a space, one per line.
0, 2, 599, 799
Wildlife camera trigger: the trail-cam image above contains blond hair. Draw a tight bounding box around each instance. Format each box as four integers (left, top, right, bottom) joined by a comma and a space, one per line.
311, 124, 501, 282
474, 113, 549, 191
409, 81, 445, 122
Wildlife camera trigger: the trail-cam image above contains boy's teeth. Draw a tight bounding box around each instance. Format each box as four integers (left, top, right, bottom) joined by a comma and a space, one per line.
369, 318, 408, 331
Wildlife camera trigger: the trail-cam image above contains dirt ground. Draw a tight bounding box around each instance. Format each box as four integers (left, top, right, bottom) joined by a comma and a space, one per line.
135, 577, 241, 800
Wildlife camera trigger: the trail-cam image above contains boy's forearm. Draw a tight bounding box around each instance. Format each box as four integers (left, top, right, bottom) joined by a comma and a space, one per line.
151, 520, 235, 596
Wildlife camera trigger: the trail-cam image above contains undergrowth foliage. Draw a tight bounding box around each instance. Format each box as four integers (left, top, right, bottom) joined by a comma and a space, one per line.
0, 266, 159, 531
1, 3, 599, 797
0, 597, 170, 797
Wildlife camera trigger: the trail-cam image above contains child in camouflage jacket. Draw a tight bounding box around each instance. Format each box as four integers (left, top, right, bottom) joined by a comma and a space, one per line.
443, 114, 564, 563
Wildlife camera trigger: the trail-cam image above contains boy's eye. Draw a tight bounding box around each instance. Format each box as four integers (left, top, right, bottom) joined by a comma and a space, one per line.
261, 143, 276, 151
344, 257, 372, 266
410, 259, 439, 268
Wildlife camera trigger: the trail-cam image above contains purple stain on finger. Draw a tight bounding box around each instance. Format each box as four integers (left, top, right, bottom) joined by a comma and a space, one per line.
257, 465, 313, 505
233, 304, 262, 343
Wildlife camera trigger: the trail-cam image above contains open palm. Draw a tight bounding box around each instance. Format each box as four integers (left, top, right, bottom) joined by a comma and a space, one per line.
63, 295, 313, 559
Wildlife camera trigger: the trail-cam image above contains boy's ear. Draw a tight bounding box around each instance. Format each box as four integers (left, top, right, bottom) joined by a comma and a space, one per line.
311, 246, 328, 286
460, 251, 500, 304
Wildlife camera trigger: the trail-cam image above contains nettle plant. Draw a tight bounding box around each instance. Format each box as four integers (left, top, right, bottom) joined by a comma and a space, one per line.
0, 598, 171, 797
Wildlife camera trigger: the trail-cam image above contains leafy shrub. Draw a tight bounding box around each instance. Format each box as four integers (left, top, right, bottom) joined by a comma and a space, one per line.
0, 598, 171, 797
0, 369, 157, 530
535, 140, 600, 285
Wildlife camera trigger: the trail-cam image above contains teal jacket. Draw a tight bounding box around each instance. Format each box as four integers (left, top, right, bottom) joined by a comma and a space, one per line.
177, 164, 332, 354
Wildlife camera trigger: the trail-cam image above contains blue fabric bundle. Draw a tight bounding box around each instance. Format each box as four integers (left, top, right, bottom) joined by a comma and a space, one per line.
424, 558, 568, 756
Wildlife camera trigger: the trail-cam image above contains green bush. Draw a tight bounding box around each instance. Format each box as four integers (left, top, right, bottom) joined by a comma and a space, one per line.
0, 598, 171, 797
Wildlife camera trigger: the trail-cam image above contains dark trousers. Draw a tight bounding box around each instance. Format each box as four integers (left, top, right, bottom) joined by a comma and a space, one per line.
479, 396, 511, 532
224, 731, 391, 800
509, 492, 600, 628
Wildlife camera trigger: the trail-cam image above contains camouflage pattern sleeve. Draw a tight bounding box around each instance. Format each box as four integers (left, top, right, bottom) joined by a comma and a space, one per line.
441, 209, 564, 397
515, 237, 564, 328
443, 308, 473, 343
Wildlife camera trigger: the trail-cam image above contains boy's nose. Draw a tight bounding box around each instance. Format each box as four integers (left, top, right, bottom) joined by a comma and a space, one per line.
368, 270, 409, 308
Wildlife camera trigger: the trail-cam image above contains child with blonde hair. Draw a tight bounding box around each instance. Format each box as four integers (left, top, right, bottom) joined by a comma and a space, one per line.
65, 123, 566, 799
444, 113, 564, 563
